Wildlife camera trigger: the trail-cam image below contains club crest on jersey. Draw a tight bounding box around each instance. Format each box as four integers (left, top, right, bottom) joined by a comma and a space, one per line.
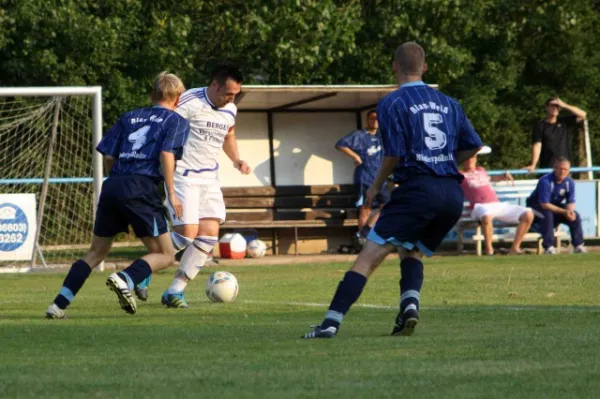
367, 145, 381, 156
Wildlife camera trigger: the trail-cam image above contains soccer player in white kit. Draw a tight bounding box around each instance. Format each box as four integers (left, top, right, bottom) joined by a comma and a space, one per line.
160, 63, 251, 308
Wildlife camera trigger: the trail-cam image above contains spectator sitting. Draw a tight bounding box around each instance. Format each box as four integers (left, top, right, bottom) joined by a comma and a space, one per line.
526, 157, 586, 254
335, 109, 390, 243
524, 96, 587, 172
461, 146, 534, 255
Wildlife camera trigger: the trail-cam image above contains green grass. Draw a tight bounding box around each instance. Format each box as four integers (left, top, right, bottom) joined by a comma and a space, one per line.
2, 254, 600, 398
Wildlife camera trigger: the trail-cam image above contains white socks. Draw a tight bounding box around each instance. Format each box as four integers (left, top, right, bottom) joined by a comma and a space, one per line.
167, 236, 217, 294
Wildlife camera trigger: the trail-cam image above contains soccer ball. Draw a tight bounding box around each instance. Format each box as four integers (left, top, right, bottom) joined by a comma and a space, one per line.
247, 239, 267, 258
205, 271, 239, 303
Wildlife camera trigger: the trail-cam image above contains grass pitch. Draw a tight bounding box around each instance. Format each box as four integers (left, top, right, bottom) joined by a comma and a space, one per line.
2, 254, 600, 398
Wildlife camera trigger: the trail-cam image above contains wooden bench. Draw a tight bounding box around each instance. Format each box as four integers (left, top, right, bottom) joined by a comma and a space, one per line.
221, 185, 359, 255
455, 181, 570, 256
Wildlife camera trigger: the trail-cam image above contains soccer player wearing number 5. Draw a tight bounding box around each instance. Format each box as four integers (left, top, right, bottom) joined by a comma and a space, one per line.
303, 42, 483, 339
45, 72, 190, 319
158, 63, 251, 308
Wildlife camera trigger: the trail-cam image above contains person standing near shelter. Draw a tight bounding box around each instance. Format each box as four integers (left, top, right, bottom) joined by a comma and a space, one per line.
461, 147, 534, 255
302, 42, 482, 339
335, 110, 389, 244
526, 157, 586, 254
524, 97, 587, 172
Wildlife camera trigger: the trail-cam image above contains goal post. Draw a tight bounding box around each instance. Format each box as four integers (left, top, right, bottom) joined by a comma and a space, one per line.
0, 87, 103, 269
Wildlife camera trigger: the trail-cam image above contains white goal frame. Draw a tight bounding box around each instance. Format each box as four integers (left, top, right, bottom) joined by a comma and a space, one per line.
0, 87, 103, 270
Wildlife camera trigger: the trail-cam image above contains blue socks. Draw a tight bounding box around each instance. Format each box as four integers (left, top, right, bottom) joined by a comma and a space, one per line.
53, 259, 92, 309
399, 257, 423, 312
322, 271, 368, 329
118, 259, 152, 291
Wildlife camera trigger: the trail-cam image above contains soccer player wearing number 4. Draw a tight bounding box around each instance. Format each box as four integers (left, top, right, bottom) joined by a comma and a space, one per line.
155, 63, 251, 308
335, 110, 390, 244
303, 42, 483, 339
45, 72, 189, 319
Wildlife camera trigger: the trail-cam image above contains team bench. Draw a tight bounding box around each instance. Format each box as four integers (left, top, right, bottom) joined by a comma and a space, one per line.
455, 181, 570, 256
220, 185, 359, 255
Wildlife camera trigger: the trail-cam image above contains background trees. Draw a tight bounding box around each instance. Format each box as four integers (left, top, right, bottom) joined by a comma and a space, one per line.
1, 0, 598, 169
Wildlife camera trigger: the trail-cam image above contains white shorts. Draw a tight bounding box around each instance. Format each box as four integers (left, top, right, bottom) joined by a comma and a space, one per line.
471, 202, 530, 224
165, 177, 226, 226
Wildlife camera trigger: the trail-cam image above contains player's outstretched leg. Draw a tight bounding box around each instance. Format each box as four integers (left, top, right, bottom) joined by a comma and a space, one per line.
391, 251, 423, 336
106, 270, 139, 315
161, 235, 217, 308
302, 240, 393, 338
45, 236, 112, 319
108, 233, 175, 315
46, 260, 92, 319
134, 232, 192, 300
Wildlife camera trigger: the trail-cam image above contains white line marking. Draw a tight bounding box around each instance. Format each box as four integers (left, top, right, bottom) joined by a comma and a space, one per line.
241, 300, 600, 312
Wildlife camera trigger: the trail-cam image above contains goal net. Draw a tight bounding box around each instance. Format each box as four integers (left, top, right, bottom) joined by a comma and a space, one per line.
0, 88, 103, 267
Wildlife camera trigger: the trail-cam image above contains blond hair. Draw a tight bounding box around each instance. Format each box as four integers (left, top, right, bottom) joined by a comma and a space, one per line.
151, 71, 185, 103
394, 42, 426, 76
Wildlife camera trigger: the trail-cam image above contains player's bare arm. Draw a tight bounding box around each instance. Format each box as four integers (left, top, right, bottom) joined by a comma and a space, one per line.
365, 156, 397, 208
103, 155, 116, 173
551, 98, 587, 121
336, 145, 362, 166
160, 150, 182, 220
524, 142, 542, 172
540, 201, 570, 216
490, 171, 513, 183
223, 127, 251, 174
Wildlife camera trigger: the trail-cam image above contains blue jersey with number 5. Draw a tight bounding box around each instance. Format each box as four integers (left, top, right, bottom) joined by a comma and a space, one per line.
96, 106, 189, 181
377, 82, 482, 183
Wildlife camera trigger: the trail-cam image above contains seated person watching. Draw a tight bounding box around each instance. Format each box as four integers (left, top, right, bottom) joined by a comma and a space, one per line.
526, 157, 586, 254
461, 146, 534, 255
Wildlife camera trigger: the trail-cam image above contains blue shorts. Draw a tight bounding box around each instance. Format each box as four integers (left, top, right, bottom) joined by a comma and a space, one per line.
93, 175, 169, 238
368, 176, 463, 256
356, 183, 391, 208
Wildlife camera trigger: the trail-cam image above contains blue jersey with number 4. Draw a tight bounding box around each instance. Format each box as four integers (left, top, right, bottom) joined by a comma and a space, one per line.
377, 82, 482, 182
96, 106, 189, 181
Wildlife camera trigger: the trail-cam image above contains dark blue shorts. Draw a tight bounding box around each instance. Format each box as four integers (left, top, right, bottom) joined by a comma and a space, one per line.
368, 176, 463, 256
93, 175, 169, 238
356, 183, 391, 208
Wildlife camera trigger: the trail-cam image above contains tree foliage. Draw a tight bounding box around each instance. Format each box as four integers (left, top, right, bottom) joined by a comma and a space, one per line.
1, 0, 599, 169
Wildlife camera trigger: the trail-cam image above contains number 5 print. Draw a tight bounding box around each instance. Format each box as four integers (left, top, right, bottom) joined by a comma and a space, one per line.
423, 113, 447, 150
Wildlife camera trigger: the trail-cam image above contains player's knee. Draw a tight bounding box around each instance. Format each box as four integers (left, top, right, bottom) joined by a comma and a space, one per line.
481, 215, 493, 225
399, 248, 422, 260
86, 243, 110, 266
521, 210, 534, 223
162, 246, 176, 264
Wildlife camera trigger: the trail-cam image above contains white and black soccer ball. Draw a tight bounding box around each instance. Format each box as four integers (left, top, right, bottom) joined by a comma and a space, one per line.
246, 239, 267, 258
205, 271, 239, 303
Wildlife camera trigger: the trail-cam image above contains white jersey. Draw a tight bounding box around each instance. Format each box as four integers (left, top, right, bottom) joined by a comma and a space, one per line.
175, 87, 237, 184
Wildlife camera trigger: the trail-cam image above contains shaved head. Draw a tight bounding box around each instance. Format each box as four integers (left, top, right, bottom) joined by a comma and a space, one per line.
394, 42, 426, 76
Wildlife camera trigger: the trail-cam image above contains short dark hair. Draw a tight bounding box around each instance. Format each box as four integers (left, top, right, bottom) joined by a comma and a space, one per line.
545, 96, 558, 106
394, 42, 425, 75
553, 157, 570, 166
210, 62, 243, 86
366, 109, 377, 118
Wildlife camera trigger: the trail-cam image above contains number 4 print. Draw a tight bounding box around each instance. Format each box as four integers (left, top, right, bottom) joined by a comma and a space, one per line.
423, 113, 447, 150
128, 125, 151, 151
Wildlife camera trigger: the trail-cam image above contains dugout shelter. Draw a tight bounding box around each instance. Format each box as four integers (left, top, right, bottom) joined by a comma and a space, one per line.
216, 85, 403, 255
